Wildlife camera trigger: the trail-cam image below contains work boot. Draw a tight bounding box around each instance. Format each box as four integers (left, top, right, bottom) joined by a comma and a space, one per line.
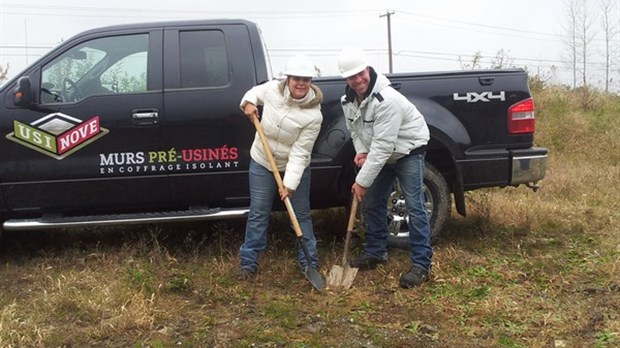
349, 254, 387, 271
399, 266, 429, 289
237, 267, 257, 280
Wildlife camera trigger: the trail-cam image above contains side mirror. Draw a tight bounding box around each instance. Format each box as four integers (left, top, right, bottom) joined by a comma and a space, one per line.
13, 76, 34, 106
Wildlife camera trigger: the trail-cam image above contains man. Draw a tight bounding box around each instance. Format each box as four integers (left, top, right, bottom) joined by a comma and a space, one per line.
338, 47, 433, 289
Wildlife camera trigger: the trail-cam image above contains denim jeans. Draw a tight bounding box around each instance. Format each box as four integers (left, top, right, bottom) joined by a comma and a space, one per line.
239, 159, 319, 272
363, 153, 433, 271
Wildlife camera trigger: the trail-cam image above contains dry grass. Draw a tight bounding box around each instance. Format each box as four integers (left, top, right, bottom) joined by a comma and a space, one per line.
1, 88, 619, 347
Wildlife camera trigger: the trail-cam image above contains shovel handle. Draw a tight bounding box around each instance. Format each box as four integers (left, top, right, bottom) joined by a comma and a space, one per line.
342, 197, 358, 265
252, 115, 304, 238
347, 197, 358, 232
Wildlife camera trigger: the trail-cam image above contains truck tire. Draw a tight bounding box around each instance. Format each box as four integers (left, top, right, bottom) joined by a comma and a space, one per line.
385, 163, 450, 250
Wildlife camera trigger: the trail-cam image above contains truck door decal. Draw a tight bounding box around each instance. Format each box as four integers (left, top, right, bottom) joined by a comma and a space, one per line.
98, 146, 240, 175
5, 112, 109, 160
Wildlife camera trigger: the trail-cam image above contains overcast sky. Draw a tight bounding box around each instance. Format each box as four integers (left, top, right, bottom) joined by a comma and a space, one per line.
1, 0, 619, 89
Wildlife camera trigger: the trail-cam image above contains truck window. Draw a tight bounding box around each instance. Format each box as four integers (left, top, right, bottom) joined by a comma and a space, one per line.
100, 51, 147, 94
40, 34, 149, 104
179, 30, 230, 88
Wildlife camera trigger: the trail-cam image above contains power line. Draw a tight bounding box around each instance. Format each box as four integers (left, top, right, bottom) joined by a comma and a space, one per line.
402, 17, 563, 43
398, 10, 559, 38
269, 47, 612, 66
268, 48, 614, 71
1, 3, 380, 19
396, 10, 616, 45
0, 45, 55, 49
0, 3, 570, 44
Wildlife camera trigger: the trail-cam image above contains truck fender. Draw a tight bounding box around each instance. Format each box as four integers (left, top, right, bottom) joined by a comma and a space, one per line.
411, 97, 470, 157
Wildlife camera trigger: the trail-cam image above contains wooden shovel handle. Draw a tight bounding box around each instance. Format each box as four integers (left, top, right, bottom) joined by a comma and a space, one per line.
347, 197, 358, 232
342, 197, 358, 266
252, 115, 304, 238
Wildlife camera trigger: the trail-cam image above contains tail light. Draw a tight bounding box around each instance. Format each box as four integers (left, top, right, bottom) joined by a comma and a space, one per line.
508, 98, 535, 134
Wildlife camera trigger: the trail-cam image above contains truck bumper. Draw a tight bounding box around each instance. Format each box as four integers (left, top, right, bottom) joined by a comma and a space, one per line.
457, 146, 548, 191
510, 147, 548, 185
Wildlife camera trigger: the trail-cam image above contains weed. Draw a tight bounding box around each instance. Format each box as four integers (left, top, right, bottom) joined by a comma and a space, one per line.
595, 331, 618, 348
125, 264, 156, 294
166, 272, 193, 293
498, 335, 526, 348
467, 286, 491, 300
404, 320, 421, 334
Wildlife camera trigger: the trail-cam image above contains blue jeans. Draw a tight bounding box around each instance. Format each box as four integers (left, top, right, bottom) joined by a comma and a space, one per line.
363, 153, 433, 271
239, 159, 319, 272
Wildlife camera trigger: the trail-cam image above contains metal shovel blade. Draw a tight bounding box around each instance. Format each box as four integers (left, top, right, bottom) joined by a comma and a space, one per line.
327, 265, 344, 287
303, 265, 325, 292
327, 198, 360, 290
327, 264, 358, 290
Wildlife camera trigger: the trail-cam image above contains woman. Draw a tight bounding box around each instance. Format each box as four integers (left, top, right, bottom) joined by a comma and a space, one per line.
238, 55, 323, 279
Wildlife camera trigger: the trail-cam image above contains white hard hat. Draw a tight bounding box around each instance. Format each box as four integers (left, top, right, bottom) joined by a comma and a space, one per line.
283, 54, 316, 77
338, 47, 368, 78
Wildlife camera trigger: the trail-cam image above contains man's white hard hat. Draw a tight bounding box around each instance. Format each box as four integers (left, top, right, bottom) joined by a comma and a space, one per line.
338, 47, 368, 78
283, 54, 316, 77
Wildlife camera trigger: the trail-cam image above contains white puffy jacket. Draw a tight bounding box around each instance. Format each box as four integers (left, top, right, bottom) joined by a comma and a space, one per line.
341, 68, 429, 188
240, 79, 323, 190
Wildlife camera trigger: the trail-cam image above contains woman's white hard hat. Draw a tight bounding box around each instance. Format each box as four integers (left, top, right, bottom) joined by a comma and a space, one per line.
338, 47, 368, 78
283, 54, 316, 77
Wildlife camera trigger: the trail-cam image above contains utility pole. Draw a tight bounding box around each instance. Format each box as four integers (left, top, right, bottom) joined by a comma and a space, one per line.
380, 10, 395, 73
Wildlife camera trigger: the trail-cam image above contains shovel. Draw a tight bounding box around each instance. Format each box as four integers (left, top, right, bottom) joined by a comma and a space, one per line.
251, 114, 325, 292
327, 197, 359, 290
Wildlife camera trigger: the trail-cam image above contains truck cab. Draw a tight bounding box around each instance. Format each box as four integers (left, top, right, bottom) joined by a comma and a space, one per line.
0, 20, 278, 228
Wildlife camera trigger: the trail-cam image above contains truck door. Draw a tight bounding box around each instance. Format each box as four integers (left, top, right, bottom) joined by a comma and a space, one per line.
0, 30, 170, 215
162, 24, 258, 209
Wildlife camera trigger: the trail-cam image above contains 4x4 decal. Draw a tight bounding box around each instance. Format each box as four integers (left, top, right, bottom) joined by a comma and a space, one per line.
453, 91, 506, 103
5, 112, 109, 160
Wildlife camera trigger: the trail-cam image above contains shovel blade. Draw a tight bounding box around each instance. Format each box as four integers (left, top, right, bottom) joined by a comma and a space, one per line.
327, 265, 358, 290
340, 265, 358, 289
304, 266, 325, 292
327, 265, 344, 288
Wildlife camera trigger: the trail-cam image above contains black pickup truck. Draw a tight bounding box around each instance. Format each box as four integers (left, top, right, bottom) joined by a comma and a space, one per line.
0, 19, 547, 242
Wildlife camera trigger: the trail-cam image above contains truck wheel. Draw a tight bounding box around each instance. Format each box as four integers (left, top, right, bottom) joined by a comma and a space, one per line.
385, 163, 450, 250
